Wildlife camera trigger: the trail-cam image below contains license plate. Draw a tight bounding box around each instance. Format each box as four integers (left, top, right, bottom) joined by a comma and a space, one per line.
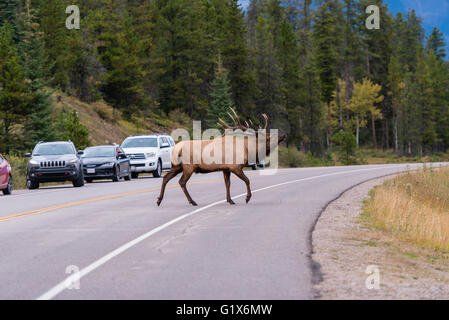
87, 168, 95, 174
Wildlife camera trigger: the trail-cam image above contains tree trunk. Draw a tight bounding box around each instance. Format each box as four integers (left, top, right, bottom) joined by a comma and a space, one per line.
371, 115, 377, 149
327, 102, 332, 149
385, 118, 390, 150
394, 114, 398, 152
356, 116, 360, 148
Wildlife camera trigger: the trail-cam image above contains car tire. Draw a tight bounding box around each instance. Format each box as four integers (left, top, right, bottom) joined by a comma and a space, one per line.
2, 175, 12, 195
27, 179, 39, 190
131, 172, 139, 179
73, 171, 85, 188
251, 164, 257, 171
112, 166, 120, 182
153, 160, 162, 178
124, 170, 131, 181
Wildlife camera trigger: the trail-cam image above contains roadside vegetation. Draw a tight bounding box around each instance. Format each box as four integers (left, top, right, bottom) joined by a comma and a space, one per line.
363, 166, 449, 250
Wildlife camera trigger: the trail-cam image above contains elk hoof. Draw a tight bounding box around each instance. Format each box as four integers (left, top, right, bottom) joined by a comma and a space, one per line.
246, 195, 252, 204
191, 201, 198, 206
228, 199, 235, 205
157, 198, 162, 206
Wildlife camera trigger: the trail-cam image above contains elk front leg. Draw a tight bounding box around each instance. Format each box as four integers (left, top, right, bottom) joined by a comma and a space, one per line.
232, 169, 252, 204
179, 170, 197, 206
157, 166, 182, 206
223, 171, 235, 205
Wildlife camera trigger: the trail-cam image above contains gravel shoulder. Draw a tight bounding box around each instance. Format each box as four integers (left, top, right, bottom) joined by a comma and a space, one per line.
312, 176, 449, 300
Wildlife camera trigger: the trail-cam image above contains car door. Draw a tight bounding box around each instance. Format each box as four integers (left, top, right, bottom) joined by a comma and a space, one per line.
0, 155, 6, 188
160, 137, 171, 169
117, 147, 130, 175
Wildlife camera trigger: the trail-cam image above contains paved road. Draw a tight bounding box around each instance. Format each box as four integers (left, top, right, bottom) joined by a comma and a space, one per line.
0, 163, 446, 300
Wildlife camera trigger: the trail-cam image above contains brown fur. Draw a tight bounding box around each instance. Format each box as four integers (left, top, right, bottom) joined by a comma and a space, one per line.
157, 133, 286, 207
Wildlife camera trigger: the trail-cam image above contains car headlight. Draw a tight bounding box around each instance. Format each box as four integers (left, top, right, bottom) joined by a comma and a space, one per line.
69, 159, 78, 163
29, 160, 39, 165
102, 162, 115, 167
146, 152, 156, 158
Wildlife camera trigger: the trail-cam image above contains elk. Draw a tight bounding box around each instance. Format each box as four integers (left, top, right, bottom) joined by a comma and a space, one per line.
157, 109, 286, 206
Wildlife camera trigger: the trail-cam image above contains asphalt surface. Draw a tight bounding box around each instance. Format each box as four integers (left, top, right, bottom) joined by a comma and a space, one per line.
0, 163, 447, 300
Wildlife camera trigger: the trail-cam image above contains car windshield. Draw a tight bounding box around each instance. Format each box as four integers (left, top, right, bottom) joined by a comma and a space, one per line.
83, 147, 115, 158
122, 138, 158, 148
33, 144, 74, 156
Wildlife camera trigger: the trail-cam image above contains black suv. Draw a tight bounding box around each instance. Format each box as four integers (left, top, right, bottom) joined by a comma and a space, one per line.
26, 141, 85, 189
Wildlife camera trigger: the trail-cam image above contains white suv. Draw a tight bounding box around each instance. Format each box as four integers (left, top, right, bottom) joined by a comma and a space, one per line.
121, 134, 175, 178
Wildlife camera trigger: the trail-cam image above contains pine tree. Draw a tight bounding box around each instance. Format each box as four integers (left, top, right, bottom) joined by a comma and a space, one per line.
298, 0, 323, 154
57, 110, 90, 149
220, 0, 255, 117
0, 0, 19, 41
39, 0, 74, 90
207, 57, 234, 128
0, 22, 31, 153
19, 0, 56, 148
426, 27, 446, 60
313, 0, 343, 149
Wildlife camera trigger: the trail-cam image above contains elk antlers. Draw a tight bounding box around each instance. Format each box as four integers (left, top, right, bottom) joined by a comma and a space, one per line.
218, 107, 269, 132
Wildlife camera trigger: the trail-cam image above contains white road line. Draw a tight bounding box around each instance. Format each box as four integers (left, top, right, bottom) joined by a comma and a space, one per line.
35, 164, 430, 300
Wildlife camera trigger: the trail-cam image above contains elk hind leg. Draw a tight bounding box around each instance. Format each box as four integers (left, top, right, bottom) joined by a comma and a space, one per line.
232, 169, 252, 204
223, 171, 235, 205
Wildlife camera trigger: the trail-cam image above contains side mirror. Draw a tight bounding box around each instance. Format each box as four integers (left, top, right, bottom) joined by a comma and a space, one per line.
25, 153, 31, 158
160, 143, 170, 149
77, 150, 84, 156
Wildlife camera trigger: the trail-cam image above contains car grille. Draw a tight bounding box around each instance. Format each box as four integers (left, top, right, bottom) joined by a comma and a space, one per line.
128, 153, 146, 160
40, 161, 66, 168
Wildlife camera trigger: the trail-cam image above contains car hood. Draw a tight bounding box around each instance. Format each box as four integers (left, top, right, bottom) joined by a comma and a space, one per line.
81, 157, 115, 165
122, 147, 158, 154
31, 154, 78, 162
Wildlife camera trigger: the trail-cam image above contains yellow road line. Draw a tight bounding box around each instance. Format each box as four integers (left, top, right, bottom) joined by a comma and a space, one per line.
0, 175, 246, 223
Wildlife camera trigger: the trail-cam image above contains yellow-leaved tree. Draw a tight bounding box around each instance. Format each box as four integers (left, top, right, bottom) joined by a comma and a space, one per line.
349, 78, 384, 148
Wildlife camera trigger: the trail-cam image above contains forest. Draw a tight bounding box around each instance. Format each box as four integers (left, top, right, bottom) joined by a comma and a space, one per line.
0, 0, 448, 161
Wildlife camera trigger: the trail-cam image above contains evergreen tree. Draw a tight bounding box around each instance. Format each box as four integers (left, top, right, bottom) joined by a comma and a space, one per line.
57, 110, 90, 149
207, 57, 234, 128
0, 22, 31, 153
426, 27, 446, 60
313, 0, 343, 149
19, 0, 56, 148
298, 0, 323, 154
0, 0, 19, 40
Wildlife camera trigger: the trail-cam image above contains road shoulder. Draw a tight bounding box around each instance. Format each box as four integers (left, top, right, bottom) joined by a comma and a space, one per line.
312, 177, 449, 300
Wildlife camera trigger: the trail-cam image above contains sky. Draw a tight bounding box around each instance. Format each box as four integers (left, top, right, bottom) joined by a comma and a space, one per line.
239, 0, 449, 53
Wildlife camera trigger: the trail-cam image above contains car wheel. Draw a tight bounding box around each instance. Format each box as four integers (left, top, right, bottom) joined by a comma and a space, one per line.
131, 172, 139, 179
251, 164, 257, 171
73, 172, 85, 188
153, 160, 162, 178
2, 175, 12, 195
27, 179, 39, 190
112, 166, 120, 182
124, 170, 132, 181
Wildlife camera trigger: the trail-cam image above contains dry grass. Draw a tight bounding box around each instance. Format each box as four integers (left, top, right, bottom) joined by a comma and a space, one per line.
364, 166, 449, 250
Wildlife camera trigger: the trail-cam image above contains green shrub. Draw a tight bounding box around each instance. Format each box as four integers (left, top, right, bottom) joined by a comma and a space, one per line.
4, 154, 28, 190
